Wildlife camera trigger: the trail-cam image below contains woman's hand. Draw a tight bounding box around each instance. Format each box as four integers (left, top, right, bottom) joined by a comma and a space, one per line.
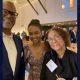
56, 74, 65, 80
56, 77, 65, 80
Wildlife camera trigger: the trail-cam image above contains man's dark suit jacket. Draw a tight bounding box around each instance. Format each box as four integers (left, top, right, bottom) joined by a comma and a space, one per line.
69, 31, 77, 43
3, 35, 25, 80
40, 49, 77, 80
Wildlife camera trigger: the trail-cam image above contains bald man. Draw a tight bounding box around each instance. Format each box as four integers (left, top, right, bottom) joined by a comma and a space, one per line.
3, 1, 25, 80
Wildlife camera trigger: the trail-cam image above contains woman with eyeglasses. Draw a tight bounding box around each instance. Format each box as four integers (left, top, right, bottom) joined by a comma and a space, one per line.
40, 27, 77, 80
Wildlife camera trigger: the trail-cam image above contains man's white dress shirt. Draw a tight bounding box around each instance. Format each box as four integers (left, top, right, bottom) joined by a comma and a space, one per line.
3, 33, 17, 74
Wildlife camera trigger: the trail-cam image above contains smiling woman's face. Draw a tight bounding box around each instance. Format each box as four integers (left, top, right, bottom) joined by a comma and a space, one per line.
28, 25, 42, 44
48, 30, 65, 51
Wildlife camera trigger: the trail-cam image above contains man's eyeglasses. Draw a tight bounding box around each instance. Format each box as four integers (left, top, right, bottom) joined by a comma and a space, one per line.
3, 9, 18, 17
46, 35, 62, 43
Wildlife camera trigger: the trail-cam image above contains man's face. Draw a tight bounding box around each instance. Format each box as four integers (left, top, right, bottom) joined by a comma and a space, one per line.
3, 2, 18, 30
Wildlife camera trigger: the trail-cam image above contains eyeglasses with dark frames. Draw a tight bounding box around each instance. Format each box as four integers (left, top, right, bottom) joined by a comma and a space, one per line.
3, 9, 18, 17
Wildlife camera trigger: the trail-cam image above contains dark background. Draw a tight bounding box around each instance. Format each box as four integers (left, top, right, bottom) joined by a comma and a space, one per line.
77, 0, 80, 80
0, 0, 2, 80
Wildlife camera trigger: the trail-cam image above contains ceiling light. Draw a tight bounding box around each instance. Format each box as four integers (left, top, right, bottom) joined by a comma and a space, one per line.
70, 0, 74, 8
14, 0, 17, 4
61, 4, 65, 9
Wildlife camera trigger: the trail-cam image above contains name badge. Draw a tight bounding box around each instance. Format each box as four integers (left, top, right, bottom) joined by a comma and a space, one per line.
46, 59, 57, 72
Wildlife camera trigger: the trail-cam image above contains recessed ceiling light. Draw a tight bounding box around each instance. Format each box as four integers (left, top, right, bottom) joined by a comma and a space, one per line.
61, 4, 65, 9
14, 0, 17, 4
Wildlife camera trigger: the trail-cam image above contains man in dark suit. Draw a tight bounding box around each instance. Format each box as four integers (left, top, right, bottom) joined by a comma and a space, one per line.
69, 27, 77, 43
3, 1, 25, 80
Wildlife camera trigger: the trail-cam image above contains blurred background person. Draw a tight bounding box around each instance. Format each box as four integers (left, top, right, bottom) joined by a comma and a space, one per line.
21, 31, 29, 47
68, 26, 77, 53
69, 26, 77, 43
24, 19, 48, 80
40, 27, 77, 80
16, 32, 20, 37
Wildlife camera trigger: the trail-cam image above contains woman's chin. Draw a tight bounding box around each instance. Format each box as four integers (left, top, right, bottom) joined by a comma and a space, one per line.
51, 46, 60, 51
